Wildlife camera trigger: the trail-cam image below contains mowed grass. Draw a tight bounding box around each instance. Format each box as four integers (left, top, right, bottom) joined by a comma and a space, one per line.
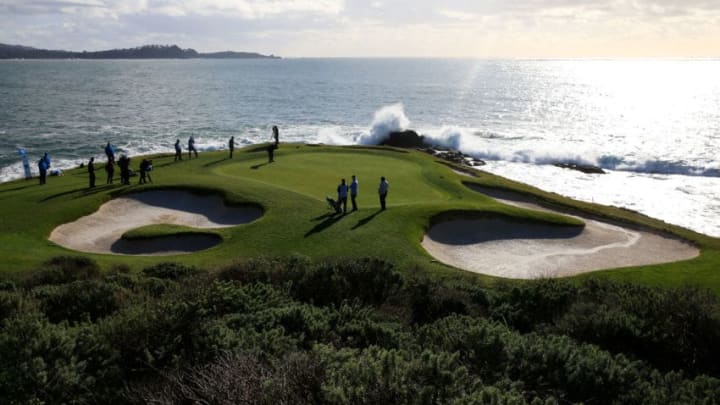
1, 143, 719, 291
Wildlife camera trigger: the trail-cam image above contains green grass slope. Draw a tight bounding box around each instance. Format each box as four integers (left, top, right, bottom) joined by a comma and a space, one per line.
0, 144, 718, 291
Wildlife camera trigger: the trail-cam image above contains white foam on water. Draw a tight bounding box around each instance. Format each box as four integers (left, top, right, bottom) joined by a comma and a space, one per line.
357, 103, 410, 145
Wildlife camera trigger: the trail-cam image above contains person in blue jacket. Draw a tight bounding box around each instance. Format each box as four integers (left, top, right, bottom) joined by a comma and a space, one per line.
38, 153, 50, 185
104, 142, 115, 163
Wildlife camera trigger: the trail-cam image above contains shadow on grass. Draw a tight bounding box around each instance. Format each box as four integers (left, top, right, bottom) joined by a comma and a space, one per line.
251, 162, 271, 170
41, 184, 116, 202
0, 183, 36, 193
154, 160, 182, 168
304, 213, 344, 237
351, 209, 383, 230
311, 212, 336, 221
203, 157, 231, 168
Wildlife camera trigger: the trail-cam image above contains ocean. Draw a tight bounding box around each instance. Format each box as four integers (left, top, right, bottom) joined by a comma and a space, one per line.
1, 58, 718, 236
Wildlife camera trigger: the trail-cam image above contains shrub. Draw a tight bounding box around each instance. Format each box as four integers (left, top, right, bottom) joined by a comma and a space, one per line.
126, 352, 324, 404
217, 255, 312, 285
219, 256, 403, 307
555, 279, 720, 376
407, 278, 470, 324
0, 291, 24, 322
0, 314, 103, 403
32, 280, 127, 323
318, 345, 474, 404
142, 262, 201, 280
417, 315, 509, 379
23, 256, 100, 287
292, 258, 403, 307
489, 279, 577, 332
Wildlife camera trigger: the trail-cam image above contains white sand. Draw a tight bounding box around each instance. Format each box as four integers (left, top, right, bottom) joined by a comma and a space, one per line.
422, 184, 699, 278
49, 190, 262, 255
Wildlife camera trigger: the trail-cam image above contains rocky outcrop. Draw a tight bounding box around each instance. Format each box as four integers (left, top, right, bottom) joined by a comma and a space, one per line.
420, 147, 485, 167
554, 163, 605, 174
378, 130, 484, 168
380, 130, 426, 148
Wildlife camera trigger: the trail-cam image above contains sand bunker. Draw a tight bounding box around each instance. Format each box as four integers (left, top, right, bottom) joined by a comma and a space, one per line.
422, 185, 699, 278
49, 190, 262, 255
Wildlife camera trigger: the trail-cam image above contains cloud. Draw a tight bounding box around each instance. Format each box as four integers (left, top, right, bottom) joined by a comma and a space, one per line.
0, 0, 344, 18
1, 0, 719, 56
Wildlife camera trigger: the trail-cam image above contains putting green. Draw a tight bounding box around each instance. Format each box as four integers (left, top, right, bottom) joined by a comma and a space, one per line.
214, 150, 452, 205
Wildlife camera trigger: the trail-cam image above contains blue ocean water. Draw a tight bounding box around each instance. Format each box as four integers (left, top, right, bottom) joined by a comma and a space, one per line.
1, 59, 719, 236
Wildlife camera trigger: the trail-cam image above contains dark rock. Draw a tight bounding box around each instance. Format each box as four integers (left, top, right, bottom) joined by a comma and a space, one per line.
431, 148, 485, 168
380, 130, 426, 148
377, 130, 484, 168
554, 162, 605, 174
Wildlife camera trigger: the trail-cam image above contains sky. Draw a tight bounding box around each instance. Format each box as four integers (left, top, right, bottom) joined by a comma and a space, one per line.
1, 0, 719, 58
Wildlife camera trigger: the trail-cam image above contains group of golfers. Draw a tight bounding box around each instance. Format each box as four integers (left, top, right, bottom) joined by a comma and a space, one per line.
40, 125, 393, 210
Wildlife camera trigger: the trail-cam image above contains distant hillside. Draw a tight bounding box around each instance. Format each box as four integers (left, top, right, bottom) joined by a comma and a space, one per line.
0, 44, 280, 59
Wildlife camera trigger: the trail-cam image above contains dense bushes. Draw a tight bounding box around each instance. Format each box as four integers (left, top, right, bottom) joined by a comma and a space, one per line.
22, 255, 100, 287
219, 256, 403, 307
1, 255, 720, 403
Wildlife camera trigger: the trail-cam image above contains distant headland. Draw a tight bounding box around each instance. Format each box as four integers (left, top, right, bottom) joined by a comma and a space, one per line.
0, 43, 280, 59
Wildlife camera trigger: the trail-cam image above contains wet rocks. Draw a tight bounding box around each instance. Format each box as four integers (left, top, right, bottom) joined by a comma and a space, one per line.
379, 130, 484, 168
380, 130, 426, 148
554, 163, 605, 174
420, 147, 485, 167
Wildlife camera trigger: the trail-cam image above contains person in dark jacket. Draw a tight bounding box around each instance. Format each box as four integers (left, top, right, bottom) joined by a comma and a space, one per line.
378, 176, 389, 210
350, 175, 359, 211
174, 139, 182, 161
138, 158, 152, 184
272, 125, 279, 146
337, 178, 348, 214
188, 135, 198, 159
88, 157, 96, 188
105, 160, 114, 184
229, 136, 236, 158
37, 153, 50, 185
118, 155, 130, 185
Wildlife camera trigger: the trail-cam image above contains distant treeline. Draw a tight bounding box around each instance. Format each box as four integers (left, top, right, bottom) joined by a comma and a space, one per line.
0, 43, 280, 59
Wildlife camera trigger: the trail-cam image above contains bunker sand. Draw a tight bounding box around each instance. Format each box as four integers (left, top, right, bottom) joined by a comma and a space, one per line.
49, 190, 262, 255
422, 184, 699, 278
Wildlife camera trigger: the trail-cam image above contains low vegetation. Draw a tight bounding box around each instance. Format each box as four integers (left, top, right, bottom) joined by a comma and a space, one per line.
1, 256, 719, 403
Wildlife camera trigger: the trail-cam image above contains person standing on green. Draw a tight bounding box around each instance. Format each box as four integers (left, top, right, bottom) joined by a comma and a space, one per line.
188, 135, 198, 159
38, 153, 50, 185
272, 125, 279, 146
174, 139, 182, 161
350, 175, 359, 211
88, 157, 96, 188
378, 176, 389, 210
337, 178, 348, 214
105, 160, 114, 184
229, 136, 236, 158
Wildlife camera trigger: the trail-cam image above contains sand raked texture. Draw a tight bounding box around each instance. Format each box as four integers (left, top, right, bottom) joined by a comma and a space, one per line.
422, 184, 699, 279
49, 190, 262, 255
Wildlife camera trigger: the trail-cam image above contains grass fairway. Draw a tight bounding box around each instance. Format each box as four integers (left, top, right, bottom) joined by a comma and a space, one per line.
1, 144, 719, 291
